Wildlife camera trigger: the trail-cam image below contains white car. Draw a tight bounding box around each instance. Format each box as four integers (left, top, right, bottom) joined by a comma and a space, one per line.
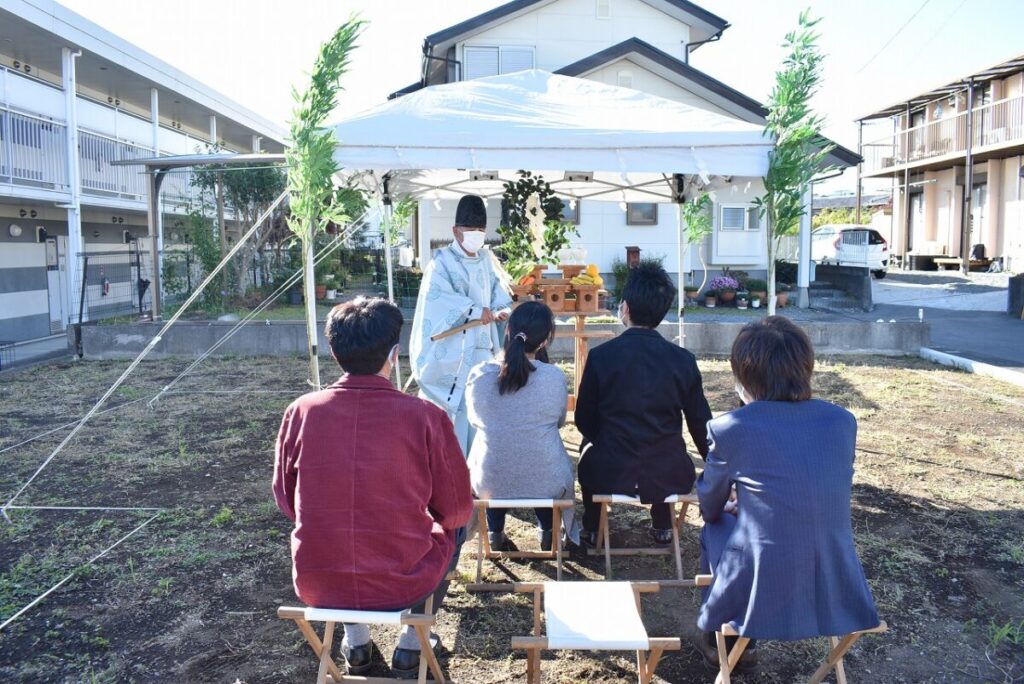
811, 224, 889, 279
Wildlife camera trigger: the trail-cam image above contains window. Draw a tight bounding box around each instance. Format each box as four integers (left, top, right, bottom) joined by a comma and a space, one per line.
719, 204, 759, 231
617, 70, 633, 89
596, 0, 611, 19
463, 45, 535, 80
561, 199, 580, 224
627, 203, 657, 225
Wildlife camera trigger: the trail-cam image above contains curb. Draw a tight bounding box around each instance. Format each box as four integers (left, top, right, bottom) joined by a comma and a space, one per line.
919, 347, 1024, 388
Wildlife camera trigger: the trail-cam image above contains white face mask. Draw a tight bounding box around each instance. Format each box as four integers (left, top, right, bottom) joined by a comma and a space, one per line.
460, 230, 486, 253
735, 382, 753, 405
617, 301, 628, 327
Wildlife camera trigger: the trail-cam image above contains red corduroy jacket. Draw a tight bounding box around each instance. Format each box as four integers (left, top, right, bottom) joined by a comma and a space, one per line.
273, 373, 472, 610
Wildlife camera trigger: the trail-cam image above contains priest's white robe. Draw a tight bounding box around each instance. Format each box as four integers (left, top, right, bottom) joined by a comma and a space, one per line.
410, 243, 513, 454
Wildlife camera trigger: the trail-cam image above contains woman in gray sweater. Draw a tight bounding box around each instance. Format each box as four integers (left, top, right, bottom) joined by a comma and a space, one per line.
466, 301, 578, 551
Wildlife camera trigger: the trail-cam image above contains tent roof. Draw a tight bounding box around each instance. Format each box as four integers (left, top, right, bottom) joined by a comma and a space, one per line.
331, 70, 772, 199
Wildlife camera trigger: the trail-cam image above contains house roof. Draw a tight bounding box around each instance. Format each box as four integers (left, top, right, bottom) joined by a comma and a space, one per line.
556, 38, 862, 168
423, 0, 729, 51
859, 52, 1024, 120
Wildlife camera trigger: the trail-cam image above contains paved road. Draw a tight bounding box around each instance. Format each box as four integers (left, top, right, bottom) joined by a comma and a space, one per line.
865, 272, 1023, 370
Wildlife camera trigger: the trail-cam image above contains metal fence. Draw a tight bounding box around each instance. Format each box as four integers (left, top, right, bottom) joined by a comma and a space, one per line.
71, 247, 155, 324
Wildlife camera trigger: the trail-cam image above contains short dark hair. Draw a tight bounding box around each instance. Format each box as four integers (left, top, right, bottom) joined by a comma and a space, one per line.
325, 297, 403, 375
622, 261, 676, 328
730, 316, 814, 402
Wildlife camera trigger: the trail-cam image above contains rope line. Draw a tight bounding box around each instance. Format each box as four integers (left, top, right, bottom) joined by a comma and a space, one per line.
0, 191, 288, 519
146, 212, 367, 408
0, 511, 161, 632
0, 398, 147, 456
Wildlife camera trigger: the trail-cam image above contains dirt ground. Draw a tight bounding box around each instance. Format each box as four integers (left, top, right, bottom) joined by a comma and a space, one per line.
0, 354, 1022, 683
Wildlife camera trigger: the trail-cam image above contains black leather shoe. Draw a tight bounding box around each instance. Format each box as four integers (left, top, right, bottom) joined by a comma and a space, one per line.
538, 529, 553, 551
692, 630, 758, 673
390, 647, 421, 679
341, 639, 373, 675
391, 633, 441, 679
488, 530, 508, 551
650, 527, 673, 546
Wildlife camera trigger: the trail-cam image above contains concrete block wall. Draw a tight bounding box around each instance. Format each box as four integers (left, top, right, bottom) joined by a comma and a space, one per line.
76, 318, 929, 360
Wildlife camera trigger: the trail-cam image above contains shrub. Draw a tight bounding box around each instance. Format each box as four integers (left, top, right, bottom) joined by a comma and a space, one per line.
745, 278, 768, 292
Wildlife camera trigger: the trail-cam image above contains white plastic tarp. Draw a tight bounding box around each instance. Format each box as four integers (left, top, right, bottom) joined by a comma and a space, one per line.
331, 70, 771, 200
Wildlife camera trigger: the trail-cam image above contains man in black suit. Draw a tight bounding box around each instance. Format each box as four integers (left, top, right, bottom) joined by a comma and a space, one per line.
575, 262, 712, 546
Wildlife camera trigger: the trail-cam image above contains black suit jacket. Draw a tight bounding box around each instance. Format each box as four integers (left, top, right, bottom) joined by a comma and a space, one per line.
576, 327, 712, 502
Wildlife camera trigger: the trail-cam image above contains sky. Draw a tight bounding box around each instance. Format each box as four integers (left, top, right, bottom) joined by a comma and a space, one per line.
59, 0, 1024, 194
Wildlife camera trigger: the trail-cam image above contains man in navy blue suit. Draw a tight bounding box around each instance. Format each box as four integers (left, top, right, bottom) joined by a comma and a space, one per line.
575, 262, 712, 546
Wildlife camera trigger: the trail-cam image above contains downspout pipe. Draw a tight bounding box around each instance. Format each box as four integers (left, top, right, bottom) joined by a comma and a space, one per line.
684, 27, 726, 64
421, 40, 462, 86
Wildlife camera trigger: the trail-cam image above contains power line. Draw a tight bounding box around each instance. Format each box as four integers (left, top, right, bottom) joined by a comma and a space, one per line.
856, 0, 934, 75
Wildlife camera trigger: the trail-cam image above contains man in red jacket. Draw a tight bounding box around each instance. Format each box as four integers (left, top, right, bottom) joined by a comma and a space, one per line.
274, 297, 473, 678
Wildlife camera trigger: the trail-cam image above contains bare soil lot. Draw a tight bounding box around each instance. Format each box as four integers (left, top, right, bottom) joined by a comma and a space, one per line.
1, 355, 1022, 683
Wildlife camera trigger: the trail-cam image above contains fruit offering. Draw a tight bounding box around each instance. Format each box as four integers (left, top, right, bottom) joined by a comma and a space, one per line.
571, 264, 604, 287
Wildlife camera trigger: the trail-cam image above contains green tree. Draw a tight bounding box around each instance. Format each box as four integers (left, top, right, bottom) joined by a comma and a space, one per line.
191, 152, 287, 297
679, 191, 713, 297
287, 18, 366, 388
754, 10, 834, 315
812, 206, 873, 229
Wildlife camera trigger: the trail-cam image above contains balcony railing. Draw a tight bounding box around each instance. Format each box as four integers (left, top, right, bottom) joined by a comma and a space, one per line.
79, 130, 153, 201
0, 106, 69, 191
863, 93, 1024, 174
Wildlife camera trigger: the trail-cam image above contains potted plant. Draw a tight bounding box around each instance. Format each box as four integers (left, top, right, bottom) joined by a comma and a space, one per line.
684, 284, 700, 305
736, 290, 750, 310
704, 288, 718, 308
708, 275, 739, 304
751, 294, 762, 309
776, 282, 793, 308
745, 278, 768, 303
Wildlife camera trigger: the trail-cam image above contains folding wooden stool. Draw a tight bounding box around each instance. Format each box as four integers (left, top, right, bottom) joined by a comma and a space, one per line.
277, 597, 449, 684
468, 498, 573, 592
588, 493, 698, 585
511, 580, 691, 683
712, 616, 888, 684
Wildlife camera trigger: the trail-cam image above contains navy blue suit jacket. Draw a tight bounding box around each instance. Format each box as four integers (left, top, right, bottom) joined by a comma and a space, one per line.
696, 399, 880, 640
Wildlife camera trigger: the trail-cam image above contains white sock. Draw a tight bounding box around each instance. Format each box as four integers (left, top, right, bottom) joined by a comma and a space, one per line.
396, 625, 420, 650
343, 623, 371, 648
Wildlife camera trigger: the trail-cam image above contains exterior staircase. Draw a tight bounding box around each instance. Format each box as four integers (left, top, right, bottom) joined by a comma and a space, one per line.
808, 280, 864, 312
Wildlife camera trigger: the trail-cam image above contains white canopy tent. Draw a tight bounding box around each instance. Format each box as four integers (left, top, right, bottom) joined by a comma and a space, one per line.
332, 70, 771, 202
329, 71, 786, 343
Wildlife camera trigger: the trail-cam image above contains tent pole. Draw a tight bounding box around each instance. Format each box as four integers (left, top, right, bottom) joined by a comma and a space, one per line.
381, 175, 402, 390
303, 229, 321, 390
676, 202, 685, 348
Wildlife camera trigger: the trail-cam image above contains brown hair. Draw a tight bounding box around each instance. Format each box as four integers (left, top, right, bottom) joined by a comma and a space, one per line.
730, 316, 814, 402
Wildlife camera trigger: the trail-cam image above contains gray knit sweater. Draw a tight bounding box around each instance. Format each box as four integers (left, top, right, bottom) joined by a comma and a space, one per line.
465, 360, 579, 540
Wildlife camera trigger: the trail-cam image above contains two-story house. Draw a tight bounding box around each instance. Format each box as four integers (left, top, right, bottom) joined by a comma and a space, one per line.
0, 0, 286, 344
389, 0, 858, 290
858, 53, 1024, 272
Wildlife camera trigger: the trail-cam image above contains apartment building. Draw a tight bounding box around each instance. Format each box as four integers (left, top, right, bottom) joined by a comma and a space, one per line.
858, 54, 1024, 272
0, 0, 285, 343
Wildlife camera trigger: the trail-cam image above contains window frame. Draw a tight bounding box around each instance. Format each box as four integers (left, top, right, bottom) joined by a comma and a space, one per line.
718, 203, 760, 232
626, 202, 658, 226
462, 44, 535, 80
560, 199, 580, 224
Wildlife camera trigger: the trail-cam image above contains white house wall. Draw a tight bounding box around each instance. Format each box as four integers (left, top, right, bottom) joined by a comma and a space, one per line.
582, 58, 733, 118
457, 0, 691, 72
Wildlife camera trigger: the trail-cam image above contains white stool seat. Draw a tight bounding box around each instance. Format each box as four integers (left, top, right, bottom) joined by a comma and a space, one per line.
303, 606, 406, 625
602, 493, 696, 504
544, 581, 649, 650
479, 498, 564, 508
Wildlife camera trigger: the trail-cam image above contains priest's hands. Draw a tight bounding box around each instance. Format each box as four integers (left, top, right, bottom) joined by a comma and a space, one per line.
480, 307, 510, 324
479, 307, 496, 324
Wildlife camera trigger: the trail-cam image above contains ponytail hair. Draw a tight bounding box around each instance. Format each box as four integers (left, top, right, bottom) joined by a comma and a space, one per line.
498, 301, 556, 395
